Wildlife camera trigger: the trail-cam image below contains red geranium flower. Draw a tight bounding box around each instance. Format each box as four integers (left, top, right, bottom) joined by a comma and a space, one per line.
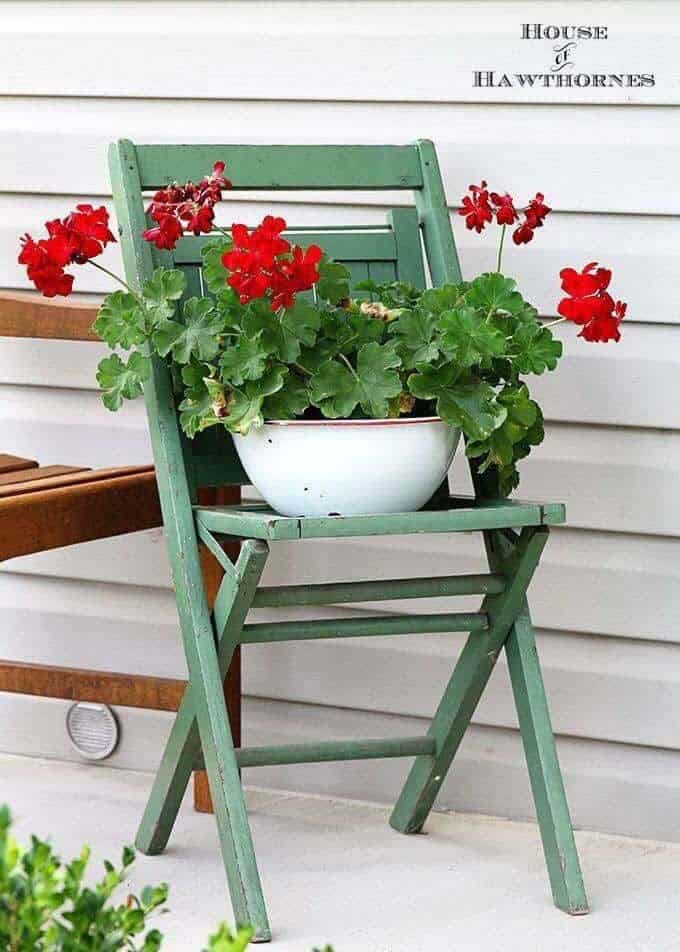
559, 261, 611, 299
18, 205, 115, 297
221, 216, 322, 311
557, 262, 625, 343
143, 161, 231, 251
142, 214, 184, 251
270, 244, 323, 310
578, 308, 623, 343
490, 192, 518, 226
461, 181, 551, 248
525, 192, 551, 229
459, 181, 493, 233
512, 222, 535, 245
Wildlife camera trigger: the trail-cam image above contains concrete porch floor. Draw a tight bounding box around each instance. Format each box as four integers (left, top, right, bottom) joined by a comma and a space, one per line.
3, 752, 679, 951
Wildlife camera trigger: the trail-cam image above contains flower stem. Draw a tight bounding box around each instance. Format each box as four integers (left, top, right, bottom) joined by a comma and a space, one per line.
87, 259, 137, 296
543, 317, 566, 329
496, 225, 506, 273
211, 223, 232, 239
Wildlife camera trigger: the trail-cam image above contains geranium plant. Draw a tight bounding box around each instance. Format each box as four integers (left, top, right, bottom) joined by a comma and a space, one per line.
18, 164, 626, 496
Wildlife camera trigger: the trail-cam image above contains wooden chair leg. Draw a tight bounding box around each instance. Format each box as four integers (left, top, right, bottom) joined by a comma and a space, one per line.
136, 540, 270, 940
506, 604, 588, 914
194, 647, 241, 813
390, 527, 547, 834
195, 485, 242, 814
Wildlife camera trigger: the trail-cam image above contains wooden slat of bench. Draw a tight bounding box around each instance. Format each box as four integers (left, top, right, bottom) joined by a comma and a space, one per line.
0, 660, 184, 711
0, 292, 99, 342
0, 464, 154, 500
0, 454, 38, 475
0, 465, 88, 488
0, 469, 162, 560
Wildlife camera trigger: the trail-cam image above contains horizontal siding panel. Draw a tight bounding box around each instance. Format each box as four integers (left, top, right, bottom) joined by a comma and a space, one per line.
0, 385, 152, 469
244, 629, 680, 750
3, 572, 680, 752
534, 323, 679, 428
1, 100, 679, 216
5, 523, 680, 643
2, 2, 678, 106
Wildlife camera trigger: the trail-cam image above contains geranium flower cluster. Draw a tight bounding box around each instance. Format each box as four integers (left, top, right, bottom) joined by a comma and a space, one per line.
142, 161, 232, 251
459, 181, 551, 245
222, 215, 323, 311
18, 205, 116, 297
557, 262, 627, 342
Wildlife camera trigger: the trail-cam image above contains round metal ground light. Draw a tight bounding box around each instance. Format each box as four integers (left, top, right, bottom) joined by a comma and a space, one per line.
66, 702, 120, 760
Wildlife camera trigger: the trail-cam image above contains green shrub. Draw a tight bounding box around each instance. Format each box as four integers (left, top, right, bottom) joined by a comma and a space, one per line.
0, 805, 167, 951
1, 806, 334, 951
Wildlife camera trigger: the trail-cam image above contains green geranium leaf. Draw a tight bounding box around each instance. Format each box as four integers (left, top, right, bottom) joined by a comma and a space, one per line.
355, 279, 423, 309
262, 371, 310, 419
225, 366, 287, 434
201, 238, 232, 295
310, 342, 402, 420
310, 358, 360, 419
510, 323, 563, 374
220, 332, 270, 385
344, 310, 386, 349
418, 284, 466, 314
407, 361, 459, 400
141, 268, 187, 323
298, 338, 340, 373
389, 308, 440, 369
160, 298, 225, 364
96, 352, 150, 411
437, 379, 507, 442
243, 299, 300, 363
93, 291, 146, 350
317, 257, 351, 304
465, 272, 526, 315
439, 306, 506, 367
178, 365, 221, 438
466, 384, 542, 485
151, 320, 183, 358
355, 340, 402, 417
280, 298, 321, 348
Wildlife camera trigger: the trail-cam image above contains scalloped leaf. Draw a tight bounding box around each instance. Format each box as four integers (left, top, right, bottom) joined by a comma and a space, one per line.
465, 272, 526, 315
93, 291, 146, 350
96, 351, 150, 411
439, 306, 506, 367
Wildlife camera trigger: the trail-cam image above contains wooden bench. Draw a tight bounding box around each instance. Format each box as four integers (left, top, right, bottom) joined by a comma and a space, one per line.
0, 290, 239, 811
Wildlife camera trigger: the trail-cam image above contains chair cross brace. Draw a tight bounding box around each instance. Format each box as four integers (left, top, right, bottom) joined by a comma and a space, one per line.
136, 522, 587, 942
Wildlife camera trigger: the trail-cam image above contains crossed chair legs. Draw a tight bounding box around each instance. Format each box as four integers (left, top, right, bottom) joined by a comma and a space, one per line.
136, 526, 587, 943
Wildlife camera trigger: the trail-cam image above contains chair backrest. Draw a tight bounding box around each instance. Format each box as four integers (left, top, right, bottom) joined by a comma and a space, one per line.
109, 140, 462, 496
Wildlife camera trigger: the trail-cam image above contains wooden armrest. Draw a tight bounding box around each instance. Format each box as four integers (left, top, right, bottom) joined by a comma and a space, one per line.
0, 291, 99, 341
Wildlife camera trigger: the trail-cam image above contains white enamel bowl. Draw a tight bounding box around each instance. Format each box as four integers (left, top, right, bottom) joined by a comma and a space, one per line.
232, 417, 461, 517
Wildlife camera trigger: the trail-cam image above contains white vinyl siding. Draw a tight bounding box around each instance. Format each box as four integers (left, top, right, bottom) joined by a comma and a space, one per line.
0, 0, 678, 839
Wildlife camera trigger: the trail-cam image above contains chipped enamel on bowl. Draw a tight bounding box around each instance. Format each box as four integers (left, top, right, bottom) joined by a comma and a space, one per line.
232, 417, 461, 517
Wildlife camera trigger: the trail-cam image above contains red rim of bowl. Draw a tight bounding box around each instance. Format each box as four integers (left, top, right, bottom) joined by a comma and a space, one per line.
262, 416, 443, 427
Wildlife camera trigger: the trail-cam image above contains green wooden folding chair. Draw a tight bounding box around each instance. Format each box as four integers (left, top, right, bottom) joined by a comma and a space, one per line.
109, 139, 588, 941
